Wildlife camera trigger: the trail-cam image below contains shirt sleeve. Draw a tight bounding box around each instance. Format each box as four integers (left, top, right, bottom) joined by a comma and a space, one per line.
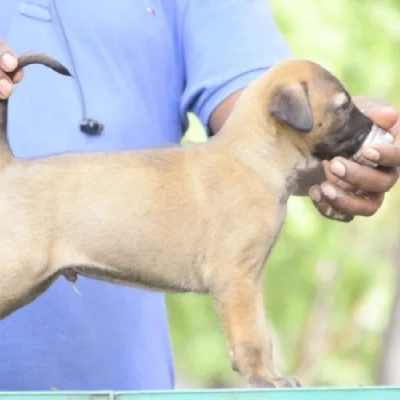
179, 0, 293, 134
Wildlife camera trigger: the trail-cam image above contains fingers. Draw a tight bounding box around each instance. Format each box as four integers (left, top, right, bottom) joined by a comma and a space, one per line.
352, 95, 392, 111
0, 78, 13, 100
312, 159, 389, 221
322, 160, 352, 191
309, 185, 353, 222
311, 97, 400, 223
355, 100, 398, 132
310, 184, 384, 219
0, 39, 22, 100
317, 156, 395, 221
353, 95, 400, 167
327, 157, 398, 193
362, 144, 400, 168
361, 116, 400, 168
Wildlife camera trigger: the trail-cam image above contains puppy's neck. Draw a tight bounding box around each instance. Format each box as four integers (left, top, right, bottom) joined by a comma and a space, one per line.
210, 92, 311, 195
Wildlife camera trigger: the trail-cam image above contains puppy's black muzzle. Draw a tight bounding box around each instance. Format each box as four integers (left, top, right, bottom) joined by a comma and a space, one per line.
313, 106, 373, 161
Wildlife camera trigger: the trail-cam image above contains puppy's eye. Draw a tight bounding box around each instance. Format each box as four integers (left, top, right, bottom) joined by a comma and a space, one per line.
333, 93, 350, 111
339, 98, 350, 110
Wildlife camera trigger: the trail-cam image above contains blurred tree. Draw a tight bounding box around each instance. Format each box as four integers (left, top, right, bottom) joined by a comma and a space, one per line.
378, 242, 400, 385
167, 0, 400, 389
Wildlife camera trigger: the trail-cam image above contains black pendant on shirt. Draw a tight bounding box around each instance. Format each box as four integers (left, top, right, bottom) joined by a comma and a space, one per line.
52, 1, 104, 137
79, 119, 104, 135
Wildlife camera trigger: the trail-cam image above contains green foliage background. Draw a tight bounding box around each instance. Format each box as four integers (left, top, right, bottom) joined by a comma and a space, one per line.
166, 0, 400, 388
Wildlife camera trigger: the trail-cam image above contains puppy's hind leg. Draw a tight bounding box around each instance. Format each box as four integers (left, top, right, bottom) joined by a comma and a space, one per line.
0, 256, 59, 320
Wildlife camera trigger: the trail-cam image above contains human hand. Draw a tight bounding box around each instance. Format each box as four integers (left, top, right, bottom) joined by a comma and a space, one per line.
309, 96, 400, 222
0, 39, 23, 100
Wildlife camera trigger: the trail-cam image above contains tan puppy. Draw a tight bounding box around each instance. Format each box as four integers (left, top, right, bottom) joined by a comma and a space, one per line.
0, 54, 374, 388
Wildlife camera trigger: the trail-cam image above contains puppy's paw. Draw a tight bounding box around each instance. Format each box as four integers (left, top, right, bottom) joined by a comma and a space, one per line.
248, 375, 301, 388
248, 376, 276, 388
273, 376, 302, 388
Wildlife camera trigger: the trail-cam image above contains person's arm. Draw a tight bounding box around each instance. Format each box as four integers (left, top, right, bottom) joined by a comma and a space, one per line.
179, 0, 291, 136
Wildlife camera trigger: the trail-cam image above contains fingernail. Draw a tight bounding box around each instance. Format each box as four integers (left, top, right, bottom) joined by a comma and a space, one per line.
362, 147, 380, 161
0, 79, 12, 98
330, 160, 346, 177
321, 183, 337, 200
1, 53, 17, 72
309, 186, 321, 202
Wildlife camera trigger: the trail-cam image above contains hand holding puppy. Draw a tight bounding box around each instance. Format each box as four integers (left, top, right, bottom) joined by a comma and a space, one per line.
310, 97, 400, 222
0, 40, 23, 100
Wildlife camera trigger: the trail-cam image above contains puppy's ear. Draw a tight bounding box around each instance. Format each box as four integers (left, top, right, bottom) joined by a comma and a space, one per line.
269, 82, 314, 133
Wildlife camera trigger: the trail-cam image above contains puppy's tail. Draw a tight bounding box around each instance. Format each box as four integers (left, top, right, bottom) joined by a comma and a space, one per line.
0, 53, 71, 166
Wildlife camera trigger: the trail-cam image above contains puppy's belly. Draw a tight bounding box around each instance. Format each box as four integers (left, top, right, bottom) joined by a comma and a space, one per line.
54, 239, 209, 294
51, 175, 211, 292
70, 263, 207, 293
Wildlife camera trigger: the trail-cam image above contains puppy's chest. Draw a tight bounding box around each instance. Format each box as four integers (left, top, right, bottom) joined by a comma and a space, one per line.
279, 170, 298, 205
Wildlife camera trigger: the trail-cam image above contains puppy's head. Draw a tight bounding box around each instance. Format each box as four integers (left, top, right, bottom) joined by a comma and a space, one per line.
266, 60, 373, 161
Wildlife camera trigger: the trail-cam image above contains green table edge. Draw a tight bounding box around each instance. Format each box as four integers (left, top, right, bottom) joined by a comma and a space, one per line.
0, 386, 399, 399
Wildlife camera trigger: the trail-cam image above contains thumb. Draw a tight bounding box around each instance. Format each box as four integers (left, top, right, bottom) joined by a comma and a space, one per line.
353, 95, 398, 132
365, 105, 398, 132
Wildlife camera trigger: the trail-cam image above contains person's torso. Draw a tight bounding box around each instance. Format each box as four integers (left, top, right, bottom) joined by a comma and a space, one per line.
2, 0, 186, 156
0, 0, 185, 390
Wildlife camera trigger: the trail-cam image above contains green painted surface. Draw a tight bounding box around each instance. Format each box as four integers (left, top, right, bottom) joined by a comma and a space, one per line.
0, 394, 111, 400
0, 387, 400, 400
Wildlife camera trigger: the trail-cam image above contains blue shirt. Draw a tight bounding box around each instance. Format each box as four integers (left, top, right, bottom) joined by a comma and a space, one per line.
0, 0, 291, 391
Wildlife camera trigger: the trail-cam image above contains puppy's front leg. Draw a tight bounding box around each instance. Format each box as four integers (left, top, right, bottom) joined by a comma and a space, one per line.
212, 275, 300, 388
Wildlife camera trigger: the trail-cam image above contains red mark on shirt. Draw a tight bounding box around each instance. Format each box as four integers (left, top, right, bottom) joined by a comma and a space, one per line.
146, 7, 156, 16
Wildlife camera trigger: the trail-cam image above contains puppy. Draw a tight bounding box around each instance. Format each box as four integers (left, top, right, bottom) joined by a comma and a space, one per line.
0, 53, 373, 388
